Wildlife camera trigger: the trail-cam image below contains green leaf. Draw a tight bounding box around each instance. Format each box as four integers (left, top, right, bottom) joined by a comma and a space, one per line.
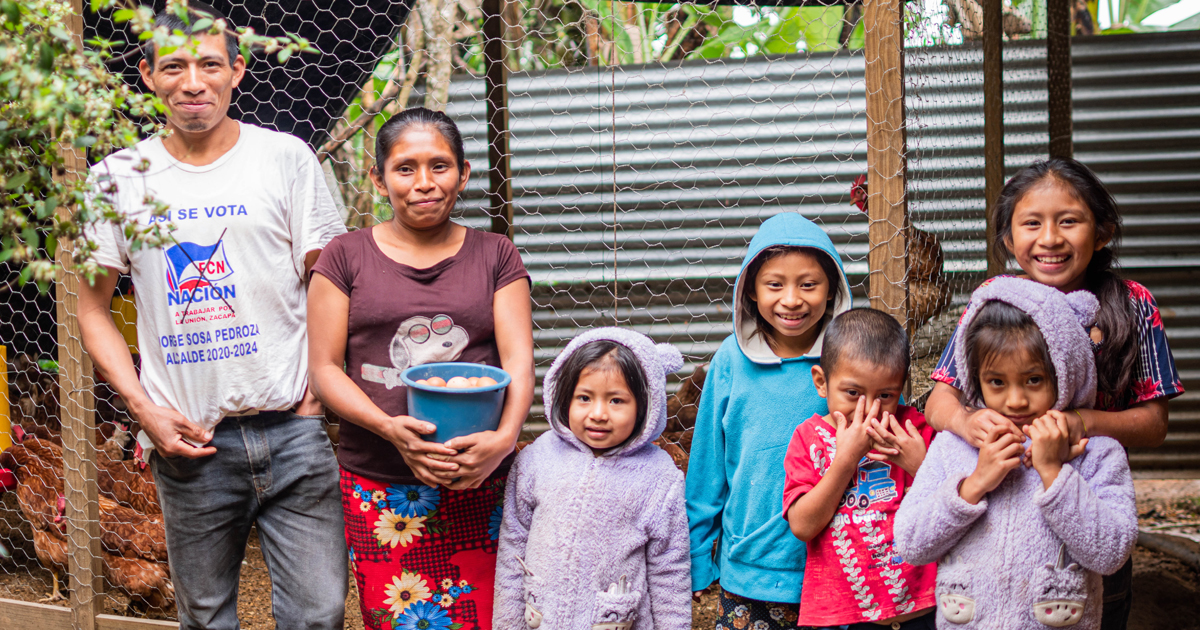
73, 135, 97, 148
277, 48, 293, 63
39, 42, 55, 72
0, 249, 12, 263
6, 171, 30, 190
112, 8, 134, 22
43, 234, 57, 254
192, 18, 213, 32
156, 45, 178, 57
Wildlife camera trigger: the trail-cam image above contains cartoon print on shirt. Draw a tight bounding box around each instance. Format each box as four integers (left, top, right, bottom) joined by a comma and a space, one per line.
362, 315, 470, 389
840, 461, 899, 510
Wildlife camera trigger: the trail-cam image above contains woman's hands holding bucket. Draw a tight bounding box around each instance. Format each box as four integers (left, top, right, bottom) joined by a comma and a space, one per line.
439, 428, 519, 490
382, 414, 461, 487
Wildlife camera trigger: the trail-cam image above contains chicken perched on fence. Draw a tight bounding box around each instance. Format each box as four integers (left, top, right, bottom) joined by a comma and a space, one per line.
653, 365, 707, 474
0, 437, 172, 612
851, 174, 952, 327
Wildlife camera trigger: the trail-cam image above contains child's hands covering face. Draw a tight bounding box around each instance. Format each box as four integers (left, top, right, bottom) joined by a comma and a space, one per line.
959, 423, 1024, 504
1023, 410, 1088, 489
833, 395, 876, 466
866, 412, 927, 477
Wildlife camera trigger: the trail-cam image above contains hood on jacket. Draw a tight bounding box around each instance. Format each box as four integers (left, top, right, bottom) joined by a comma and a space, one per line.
952, 276, 1099, 411
542, 327, 684, 457
733, 212, 852, 364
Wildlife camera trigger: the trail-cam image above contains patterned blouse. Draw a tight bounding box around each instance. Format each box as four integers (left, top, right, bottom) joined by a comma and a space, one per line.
931, 277, 1184, 412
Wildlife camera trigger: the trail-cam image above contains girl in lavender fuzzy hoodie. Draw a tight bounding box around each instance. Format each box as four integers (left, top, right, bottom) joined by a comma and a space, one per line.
494, 328, 692, 630
894, 277, 1137, 629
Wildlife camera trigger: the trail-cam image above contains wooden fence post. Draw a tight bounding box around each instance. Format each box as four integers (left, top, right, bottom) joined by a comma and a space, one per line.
983, 0, 1006, 277
57, 2, 103, 628
1047, 0, 1072, 158
483, 0, 513, 240
864, 0, 909, 330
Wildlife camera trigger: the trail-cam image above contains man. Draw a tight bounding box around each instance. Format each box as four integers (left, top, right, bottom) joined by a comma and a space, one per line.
77, 4, 348, 628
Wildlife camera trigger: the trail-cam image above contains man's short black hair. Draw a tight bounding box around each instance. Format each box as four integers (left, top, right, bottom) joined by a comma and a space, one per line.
820, 308, 910, 378
144, 1, 240, 68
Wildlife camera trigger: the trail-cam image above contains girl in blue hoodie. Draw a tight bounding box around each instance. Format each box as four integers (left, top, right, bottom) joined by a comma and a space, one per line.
686, 213, 851, 628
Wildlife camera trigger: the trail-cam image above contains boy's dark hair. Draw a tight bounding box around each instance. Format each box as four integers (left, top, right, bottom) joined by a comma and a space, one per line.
962, 300, 1057, 407
739, 245, 845, 349
992, 158, 1134, 407
552, 340, 649, 450
820, 308, 910, 378
144, 2, 240, 68
374, 107, 466, 174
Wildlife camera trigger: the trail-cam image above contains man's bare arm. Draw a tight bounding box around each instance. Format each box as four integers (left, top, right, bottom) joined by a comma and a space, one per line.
77, 269, 215, 457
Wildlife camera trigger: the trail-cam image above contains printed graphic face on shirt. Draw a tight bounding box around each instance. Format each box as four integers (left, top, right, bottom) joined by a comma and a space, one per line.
362, 314, 470, 389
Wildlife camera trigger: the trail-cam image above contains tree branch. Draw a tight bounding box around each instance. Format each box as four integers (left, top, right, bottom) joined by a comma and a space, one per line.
316, 50, 423, 163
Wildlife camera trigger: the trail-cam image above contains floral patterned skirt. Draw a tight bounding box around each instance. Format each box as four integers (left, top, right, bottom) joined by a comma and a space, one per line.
340, 467, 506, 630
716, 587, 813, 630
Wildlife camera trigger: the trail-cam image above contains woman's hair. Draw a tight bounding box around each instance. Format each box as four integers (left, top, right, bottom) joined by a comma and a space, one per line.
991, 158, 1135, 406
962, 300, 1057, 407
373, 107, 466, 173
739, 245, 845, 348
552, 341, 649, 448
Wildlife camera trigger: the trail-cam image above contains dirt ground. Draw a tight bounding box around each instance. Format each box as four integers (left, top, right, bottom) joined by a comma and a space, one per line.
3, 481, 1199, 628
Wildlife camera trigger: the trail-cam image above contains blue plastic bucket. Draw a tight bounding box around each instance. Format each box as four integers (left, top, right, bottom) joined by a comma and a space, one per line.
401, 363, 511, 443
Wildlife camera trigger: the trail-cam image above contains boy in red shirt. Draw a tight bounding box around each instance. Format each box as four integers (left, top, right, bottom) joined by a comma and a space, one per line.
782, 309, 936, 629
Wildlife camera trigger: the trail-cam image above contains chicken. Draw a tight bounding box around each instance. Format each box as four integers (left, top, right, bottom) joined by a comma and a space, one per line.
851, 174, 952, 328
1, 438, 173, 610
8, 354, 62, 446
941, 0, 1033, 40
665, 365, 706, 434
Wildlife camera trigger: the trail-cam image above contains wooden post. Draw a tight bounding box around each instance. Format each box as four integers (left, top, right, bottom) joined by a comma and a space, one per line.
864, 0, 909, 330
1046, 0, 1072, 158
57, 3, 103, 629
983, 0, 1006, 277
483, 0, 513, 239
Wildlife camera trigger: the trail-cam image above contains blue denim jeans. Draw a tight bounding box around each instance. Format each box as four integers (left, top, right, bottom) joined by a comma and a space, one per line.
152, 412, 347, 630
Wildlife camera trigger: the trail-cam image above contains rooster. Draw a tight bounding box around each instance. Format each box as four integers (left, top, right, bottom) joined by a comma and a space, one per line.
1, 437, 173, 611
851, 174, 951, 328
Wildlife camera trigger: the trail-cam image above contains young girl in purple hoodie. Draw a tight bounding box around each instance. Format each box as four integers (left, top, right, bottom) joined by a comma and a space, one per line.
493, 328, 692, 630
894, 277, 1137, 629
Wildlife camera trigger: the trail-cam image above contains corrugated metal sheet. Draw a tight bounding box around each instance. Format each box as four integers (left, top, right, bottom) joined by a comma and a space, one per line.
430, 31, 1199, 473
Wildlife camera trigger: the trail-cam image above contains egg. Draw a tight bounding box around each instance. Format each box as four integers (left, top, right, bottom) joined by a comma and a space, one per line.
467, 377, 480, 387
477, 376, 498, 387
426, 376, 447, 387
446, 376, 472, 389
415, 379, 428, 386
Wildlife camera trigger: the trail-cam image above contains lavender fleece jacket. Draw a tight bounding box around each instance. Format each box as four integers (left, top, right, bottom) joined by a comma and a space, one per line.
894, 278, 1137, 629
494, 328, 692, 630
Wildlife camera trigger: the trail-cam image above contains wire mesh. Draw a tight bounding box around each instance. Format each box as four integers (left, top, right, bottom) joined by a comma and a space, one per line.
3, 0, 1197, 625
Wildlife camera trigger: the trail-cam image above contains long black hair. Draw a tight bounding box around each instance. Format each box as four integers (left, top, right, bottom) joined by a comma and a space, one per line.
991, 158, 1135, 407
963, 301, 1057, 408
373, 107, 466, 174
552, 340, 649, 449
738, 245, 845, 350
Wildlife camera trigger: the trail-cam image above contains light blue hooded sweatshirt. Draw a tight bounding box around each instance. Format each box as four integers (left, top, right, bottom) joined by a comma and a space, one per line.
685, 212, 852, 603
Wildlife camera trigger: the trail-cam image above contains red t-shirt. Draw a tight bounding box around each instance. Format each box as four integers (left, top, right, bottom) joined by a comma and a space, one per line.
781, 406, 937, 626
311, 226, 530, 483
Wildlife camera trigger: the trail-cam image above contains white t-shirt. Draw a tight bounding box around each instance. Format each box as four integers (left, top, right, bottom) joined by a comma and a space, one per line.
85, 122, 346, 430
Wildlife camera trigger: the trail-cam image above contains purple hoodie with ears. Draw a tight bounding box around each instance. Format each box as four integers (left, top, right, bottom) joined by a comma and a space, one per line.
493, 328, 692, 630
894, 277, 1137, 629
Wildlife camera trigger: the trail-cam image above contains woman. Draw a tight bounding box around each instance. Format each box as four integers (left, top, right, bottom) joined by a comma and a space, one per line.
308, 107, 534, 630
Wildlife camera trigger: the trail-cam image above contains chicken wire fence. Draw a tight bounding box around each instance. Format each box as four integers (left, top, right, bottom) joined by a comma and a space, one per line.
0, 0, 1077, 621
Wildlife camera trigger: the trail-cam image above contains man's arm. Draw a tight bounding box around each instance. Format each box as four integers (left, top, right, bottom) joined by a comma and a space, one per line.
77, 268, 215, 457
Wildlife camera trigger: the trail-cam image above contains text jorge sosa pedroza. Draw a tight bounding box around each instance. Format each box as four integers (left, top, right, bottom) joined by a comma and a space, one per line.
159, 324, 262, 366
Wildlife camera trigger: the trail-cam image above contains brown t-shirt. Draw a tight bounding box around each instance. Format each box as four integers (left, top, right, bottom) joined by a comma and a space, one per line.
311, 225, 530, 483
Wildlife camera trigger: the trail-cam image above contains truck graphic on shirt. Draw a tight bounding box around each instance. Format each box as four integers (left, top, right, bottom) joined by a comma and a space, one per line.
840, 460, 898, 509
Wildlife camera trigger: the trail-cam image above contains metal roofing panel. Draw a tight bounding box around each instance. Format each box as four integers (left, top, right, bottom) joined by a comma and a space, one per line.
432, 31, 1199, 472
